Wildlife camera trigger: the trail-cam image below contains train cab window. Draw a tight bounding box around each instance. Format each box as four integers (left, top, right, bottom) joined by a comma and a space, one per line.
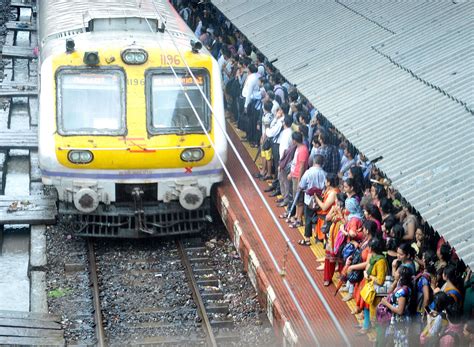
146, 69, 210, 134
57, 69, 126, 135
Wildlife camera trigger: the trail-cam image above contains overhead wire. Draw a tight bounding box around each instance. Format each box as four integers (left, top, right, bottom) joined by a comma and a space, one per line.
137, 1, 350, 345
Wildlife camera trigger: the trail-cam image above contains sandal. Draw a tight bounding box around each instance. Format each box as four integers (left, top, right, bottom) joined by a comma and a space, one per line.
323, 281, 331, 287
289, 221, 302, 228
316, 264, 324, 271
298, 239, 311, 246
279, 212, 289, 219
355, 328, 368, 336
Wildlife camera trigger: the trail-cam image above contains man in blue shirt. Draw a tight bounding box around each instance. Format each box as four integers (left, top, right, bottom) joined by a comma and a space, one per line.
298, 154, 327, 245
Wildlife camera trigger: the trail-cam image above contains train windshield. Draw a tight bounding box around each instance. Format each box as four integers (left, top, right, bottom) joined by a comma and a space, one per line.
147, 69, 210, 134
57, 69, 126, 135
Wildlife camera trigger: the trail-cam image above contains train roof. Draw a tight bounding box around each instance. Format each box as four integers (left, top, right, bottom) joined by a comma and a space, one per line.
38, 0, 193, 48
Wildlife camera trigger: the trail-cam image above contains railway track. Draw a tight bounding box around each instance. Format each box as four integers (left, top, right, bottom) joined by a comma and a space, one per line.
0, 3, 52, 233
86, 237, 239, 346
0, 2, 62, 345
0, 3, 274, 346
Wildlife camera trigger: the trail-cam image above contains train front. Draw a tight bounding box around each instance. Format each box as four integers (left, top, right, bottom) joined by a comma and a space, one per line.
38, 18, 226, 237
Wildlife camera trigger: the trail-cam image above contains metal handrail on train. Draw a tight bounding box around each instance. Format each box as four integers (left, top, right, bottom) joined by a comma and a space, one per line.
139, 2, 351, 345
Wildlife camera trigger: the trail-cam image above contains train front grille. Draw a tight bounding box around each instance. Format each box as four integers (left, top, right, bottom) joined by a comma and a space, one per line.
58, 199, 211, 238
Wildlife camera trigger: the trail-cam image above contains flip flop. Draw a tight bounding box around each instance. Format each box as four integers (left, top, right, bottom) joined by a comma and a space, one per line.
297, 239, 311, 246
279, 213, 289, 219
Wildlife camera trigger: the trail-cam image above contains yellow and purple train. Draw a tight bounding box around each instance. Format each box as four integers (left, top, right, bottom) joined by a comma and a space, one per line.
37, 0, 226, 237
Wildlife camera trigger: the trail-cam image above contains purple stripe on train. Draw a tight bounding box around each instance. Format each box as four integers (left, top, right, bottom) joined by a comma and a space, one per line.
41, 169, 223, 180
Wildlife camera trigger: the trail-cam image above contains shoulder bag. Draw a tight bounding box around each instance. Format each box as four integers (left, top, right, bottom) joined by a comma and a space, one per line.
360, 279, 376, 305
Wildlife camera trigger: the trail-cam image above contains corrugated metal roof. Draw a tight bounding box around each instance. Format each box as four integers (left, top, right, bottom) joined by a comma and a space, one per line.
212, 0, 474, 267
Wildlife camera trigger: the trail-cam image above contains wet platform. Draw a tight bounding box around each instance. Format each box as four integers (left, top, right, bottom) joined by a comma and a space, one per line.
215, 120, 370, 346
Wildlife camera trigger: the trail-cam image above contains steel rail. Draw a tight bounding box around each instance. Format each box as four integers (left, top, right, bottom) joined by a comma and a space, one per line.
176, 240, 217, 347
137, 4, 350, 345
140, 9, 350, 347
87, 239, 106, 347
138, 11, 321, 346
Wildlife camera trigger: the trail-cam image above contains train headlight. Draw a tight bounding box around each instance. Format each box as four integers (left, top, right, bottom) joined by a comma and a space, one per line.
190, 40, 202, 53
68, 150, 93, 164
83, 51, 99, 66
121, 49, 148, 65
180, 148, 204, 162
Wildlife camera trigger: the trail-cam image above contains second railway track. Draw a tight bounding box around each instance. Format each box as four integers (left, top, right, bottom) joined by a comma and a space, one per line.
87, 237, 240, 346
90, 238, 207, 346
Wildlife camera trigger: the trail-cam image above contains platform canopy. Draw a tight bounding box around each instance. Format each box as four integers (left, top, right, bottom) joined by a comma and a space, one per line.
211, 0, 474, 268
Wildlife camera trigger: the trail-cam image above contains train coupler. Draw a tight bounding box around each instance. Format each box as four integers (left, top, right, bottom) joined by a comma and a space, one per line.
131, 187, 155, 235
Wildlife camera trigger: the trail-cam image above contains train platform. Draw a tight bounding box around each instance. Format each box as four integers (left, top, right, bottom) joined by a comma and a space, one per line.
215, 119, 370, 346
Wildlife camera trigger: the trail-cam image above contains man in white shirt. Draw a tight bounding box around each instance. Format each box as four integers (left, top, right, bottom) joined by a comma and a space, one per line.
265, 106, 284, 188
241, 64, 260, 112
275, 115, 294, 206
241, 64, 261, 145
278, 115, 293, 160
217, 47, 231, 87
339, 147, 355, 180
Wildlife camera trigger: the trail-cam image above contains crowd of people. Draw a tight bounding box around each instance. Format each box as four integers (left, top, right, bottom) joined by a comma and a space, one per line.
172, 1, 473, 345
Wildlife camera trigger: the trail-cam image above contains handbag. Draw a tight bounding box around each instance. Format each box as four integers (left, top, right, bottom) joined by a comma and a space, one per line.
262, 137, 273, 151
347, 248, 363, 283
321, 220, 332, 235
376, 302, 392, 324
341, 242, 356, 261
347, 269, 363, 284
309, 196, 318, 210
334, 230, 346, 255
360, 279, 376, 304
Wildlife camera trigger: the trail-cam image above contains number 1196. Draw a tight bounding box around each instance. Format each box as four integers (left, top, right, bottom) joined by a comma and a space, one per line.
161, 54, 181, 65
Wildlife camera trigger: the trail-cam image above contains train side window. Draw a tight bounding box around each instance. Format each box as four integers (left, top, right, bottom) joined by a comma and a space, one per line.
57, 69, 126, 135
146, 69, 210, 135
